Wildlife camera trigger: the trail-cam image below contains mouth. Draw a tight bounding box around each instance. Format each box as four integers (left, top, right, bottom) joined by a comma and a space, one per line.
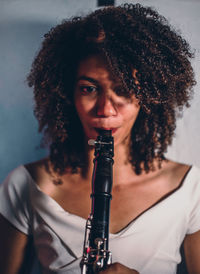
94, 127, 118, 135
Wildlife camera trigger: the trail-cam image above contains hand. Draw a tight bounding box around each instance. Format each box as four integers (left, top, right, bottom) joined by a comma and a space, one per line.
99, 262, 139, 274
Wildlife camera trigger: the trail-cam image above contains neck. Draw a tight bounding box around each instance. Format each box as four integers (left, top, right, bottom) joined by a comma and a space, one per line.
113, 144, 138, 186
83, 141, 137, 186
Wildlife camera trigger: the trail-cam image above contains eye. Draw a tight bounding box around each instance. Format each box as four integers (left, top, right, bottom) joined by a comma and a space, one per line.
114, 86, 123, 96
79, 85, 98, 95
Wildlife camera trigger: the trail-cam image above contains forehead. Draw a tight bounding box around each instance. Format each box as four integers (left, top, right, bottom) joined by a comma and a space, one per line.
76, 54, 119, 84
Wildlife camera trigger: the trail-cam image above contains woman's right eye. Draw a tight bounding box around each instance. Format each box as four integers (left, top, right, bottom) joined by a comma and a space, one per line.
79, 85, 98, 95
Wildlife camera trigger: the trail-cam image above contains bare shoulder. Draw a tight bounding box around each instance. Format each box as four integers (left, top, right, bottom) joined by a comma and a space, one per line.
24, 157, 50, 182
161, 159, 191, 174
24, 157, 59, 195
24, 158, 91, 217
159, 159, 191, 188
24, 158, 81, 196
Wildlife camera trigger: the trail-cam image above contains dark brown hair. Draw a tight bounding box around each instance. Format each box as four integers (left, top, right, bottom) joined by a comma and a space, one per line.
27, 3, 196, 174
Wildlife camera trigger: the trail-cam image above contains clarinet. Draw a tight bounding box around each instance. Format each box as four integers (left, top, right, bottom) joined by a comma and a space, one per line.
80, 129, 114, 273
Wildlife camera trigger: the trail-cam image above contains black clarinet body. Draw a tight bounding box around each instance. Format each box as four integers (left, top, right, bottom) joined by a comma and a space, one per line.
81, 130, 114, 273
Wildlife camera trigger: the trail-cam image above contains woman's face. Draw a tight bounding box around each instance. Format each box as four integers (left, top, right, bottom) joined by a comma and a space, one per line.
74, 55, 140, 147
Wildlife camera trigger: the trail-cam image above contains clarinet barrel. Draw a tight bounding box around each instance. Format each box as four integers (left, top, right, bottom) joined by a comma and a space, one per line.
81, 129, 114, 273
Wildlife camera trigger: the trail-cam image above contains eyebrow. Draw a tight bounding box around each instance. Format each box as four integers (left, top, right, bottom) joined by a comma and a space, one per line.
76, 75, 124, 91
76, 76, 99, 86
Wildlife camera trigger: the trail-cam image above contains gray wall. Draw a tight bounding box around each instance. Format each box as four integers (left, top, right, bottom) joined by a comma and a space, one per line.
1, 0, 200, 183
0, 1, 199, 273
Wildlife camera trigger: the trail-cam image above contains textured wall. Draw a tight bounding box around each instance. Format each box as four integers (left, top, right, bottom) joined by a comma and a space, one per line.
0, 0, 200, 184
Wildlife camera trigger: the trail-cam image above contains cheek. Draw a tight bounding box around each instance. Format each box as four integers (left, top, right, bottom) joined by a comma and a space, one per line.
74, 96, 95, 121
74, 96, 87, 116
123, 105, 140, 124
74, 100, 84, 117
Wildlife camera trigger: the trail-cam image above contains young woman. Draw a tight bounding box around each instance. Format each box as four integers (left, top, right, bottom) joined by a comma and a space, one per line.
0, 3, 199, 274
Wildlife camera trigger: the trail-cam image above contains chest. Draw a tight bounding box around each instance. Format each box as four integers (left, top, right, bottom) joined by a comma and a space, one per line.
49, 178, 180, 234
31, 183, 188, 274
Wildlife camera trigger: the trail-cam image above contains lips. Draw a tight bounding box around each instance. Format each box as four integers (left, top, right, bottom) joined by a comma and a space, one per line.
94, 127, 118, 135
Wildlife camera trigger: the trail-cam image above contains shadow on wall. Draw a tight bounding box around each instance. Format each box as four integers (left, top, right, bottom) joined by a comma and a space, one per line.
0, 21, 52, 183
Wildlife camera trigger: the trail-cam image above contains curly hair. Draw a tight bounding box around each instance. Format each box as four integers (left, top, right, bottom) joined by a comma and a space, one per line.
27, 3, 196, 175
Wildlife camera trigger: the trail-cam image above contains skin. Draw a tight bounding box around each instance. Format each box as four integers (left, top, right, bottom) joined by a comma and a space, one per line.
0, 214, 32, 274
0, 54, 200, 274
74, 55, 141, 147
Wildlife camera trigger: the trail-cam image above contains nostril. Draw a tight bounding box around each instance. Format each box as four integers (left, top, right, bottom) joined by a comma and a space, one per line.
96, 104, 117, 117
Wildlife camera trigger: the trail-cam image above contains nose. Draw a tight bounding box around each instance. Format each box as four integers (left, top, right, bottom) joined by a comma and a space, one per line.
96, 93, 117, 117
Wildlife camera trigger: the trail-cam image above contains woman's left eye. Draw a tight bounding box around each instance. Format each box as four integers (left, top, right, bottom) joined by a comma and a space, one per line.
79, 85, 98, 94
